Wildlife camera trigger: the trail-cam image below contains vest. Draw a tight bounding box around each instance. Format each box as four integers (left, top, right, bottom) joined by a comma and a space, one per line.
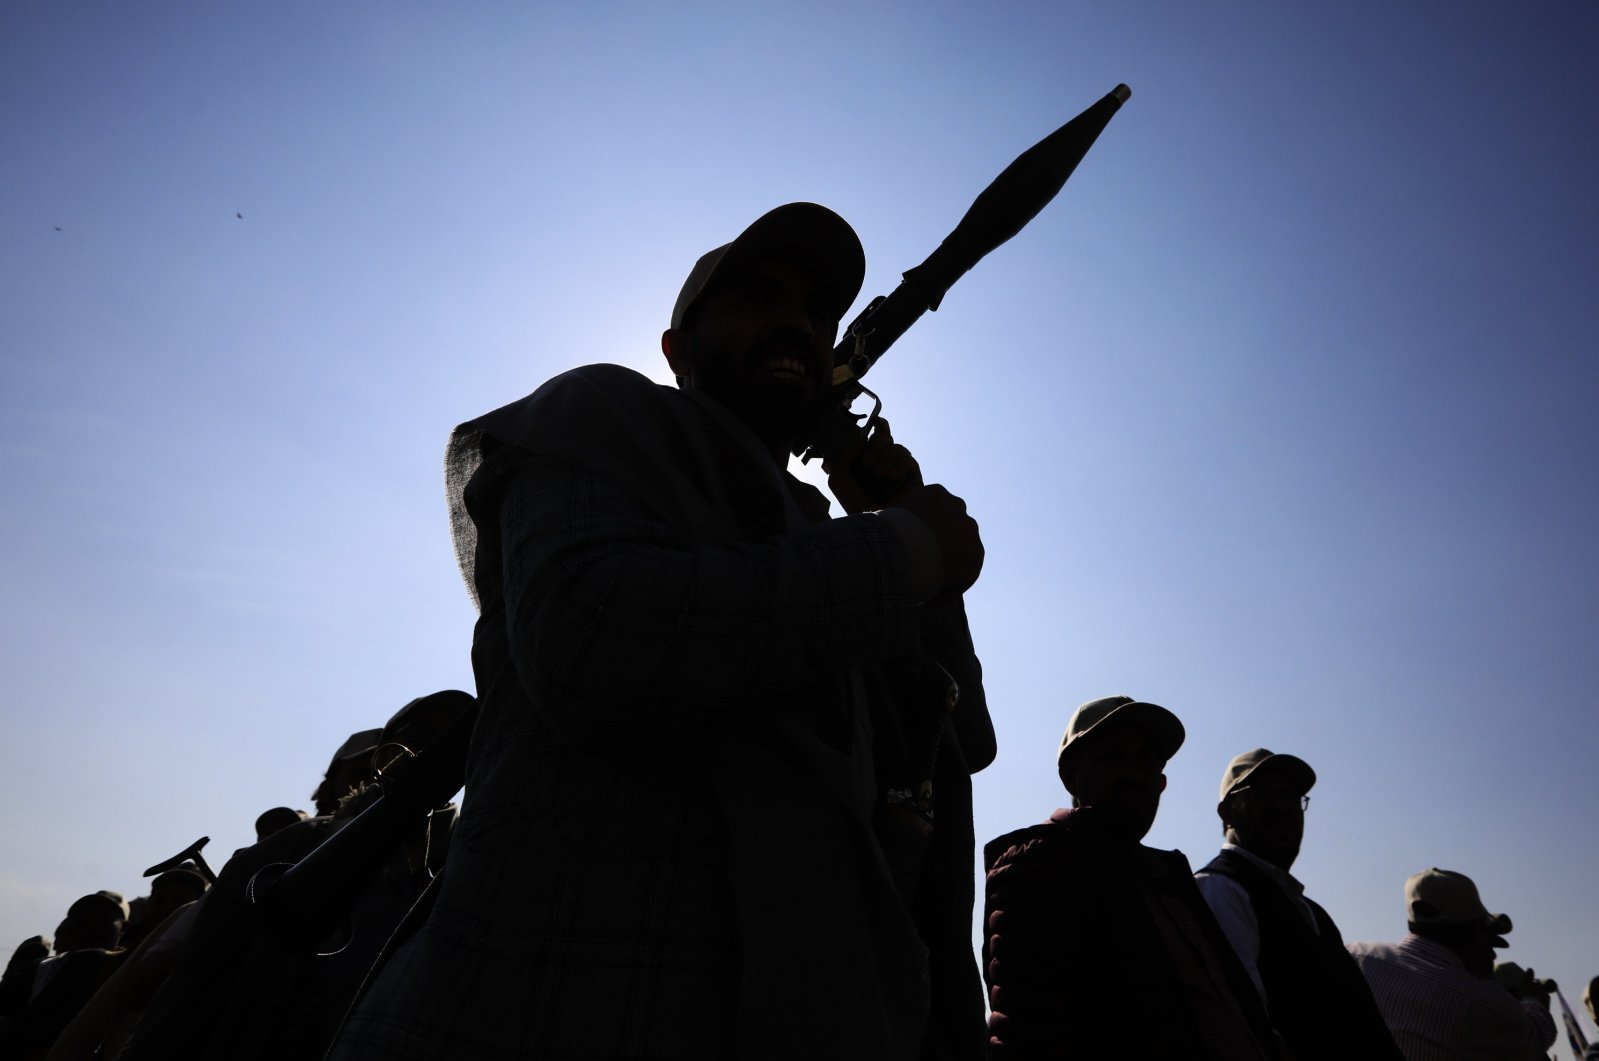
1202, 849, 1405, 1061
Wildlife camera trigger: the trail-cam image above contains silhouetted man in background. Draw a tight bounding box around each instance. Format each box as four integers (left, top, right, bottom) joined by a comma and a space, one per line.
983, 696, 1278, 1059
0, 893, 127, 1056
1348, 868, 1555, 1061
1195, 748, 1402, 1060
330, 203, 993, 1061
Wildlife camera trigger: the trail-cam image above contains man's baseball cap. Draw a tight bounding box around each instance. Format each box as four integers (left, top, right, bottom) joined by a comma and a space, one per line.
1218, 748, 1317, 803
67, 892, 127, 925
330, 729, 384, 764
312, 728, 385, 810
1405, 868, 1513, 945
669, 203, 865, 331
255, 806, 309, 840
1057, 695, 1185, 771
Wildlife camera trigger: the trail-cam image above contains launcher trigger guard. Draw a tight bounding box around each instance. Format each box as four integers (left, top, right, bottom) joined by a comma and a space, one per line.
854, 385, 884, 436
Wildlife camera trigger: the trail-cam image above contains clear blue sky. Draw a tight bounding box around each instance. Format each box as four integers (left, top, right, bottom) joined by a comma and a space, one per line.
3, 1, 1597, 1051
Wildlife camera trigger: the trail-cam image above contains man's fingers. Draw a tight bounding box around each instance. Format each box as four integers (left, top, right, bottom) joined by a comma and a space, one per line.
821, 415, 895, 475
891, 484, 983, 593
820, 426, 869, 473
855, 444, 924, 502
862, 443, 909, 471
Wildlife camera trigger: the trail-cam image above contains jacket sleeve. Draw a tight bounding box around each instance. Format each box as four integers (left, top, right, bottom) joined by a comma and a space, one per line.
496, 455, 927, 735
917, 595, 994, 772
983, 836, 1091, 1058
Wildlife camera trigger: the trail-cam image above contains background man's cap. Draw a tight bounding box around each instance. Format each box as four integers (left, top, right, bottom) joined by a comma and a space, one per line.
1406, 867, 1512, 943
255, 806, 309, 840
1057, 695, 1185, 770
1218, 748, 1317, 803
669, 202, 865, 331
67, 892, 128, 924
330, 728, 384, 764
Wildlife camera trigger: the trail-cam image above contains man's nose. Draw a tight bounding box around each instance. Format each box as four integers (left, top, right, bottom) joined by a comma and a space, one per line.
773, 296, 816, 339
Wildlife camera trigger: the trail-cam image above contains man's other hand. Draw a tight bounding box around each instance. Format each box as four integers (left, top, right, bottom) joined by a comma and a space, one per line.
891, 484, 984, 595
1495, 962, 1555, 1004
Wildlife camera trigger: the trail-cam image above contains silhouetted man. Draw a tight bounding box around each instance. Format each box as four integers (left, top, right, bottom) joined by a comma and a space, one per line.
983, 696, 1278, 1059
0, 893, 126, 1055
1195, 748, 1402, 1060
0, 935, 51, 1020
1348, 868, 1555, 1061
330, 204, 993, 1061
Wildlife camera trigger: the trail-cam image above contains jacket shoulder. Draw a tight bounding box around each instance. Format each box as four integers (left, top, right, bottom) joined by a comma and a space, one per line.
554, 362, 662, 391
466, 364, 670, 432
983, 819, 1068, 873
529, 363, 672, 414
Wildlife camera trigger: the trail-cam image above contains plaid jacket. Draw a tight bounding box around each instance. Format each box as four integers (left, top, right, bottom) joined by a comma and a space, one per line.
330, 366, 992, 1061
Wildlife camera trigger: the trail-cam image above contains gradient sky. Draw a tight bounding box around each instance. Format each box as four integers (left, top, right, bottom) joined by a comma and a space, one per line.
4, 2, 1597, 1052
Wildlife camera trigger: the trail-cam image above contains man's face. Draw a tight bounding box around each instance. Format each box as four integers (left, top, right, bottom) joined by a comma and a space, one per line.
663, 257, 837, 450
1223, 774, 1306, 870
1458, 922, 1498, 979
52, 918, 78, 954
1063, 724, 1167, 842
54, 914, 119, 952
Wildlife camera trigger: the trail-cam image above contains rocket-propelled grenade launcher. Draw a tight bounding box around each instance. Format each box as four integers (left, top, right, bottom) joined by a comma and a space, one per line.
794, 83, 1131, 470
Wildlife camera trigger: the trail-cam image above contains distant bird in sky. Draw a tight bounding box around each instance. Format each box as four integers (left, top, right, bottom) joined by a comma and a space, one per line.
53, 226, 62, 231
236, 212, 243, 219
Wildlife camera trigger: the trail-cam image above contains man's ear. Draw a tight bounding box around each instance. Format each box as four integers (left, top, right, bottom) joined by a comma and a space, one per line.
661, 328, 691, 380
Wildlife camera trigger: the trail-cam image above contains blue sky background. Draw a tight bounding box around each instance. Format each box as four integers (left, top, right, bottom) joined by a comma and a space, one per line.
3, 1, 1596, 1050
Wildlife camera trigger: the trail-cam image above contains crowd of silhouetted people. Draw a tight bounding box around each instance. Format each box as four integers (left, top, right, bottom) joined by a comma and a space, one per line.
978, 696, 1595, 1061
0, 690, 472, 1061
2, 689, 1594, 1060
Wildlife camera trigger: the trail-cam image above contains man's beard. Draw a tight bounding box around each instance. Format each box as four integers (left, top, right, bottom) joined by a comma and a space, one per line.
704, 332, 834, 449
